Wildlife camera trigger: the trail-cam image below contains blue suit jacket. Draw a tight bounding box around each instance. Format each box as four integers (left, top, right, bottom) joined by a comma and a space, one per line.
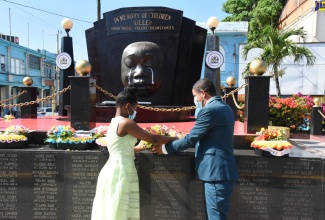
165, 96, 239, 181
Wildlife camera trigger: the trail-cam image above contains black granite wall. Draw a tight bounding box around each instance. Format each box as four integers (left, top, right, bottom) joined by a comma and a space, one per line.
0, 148, 323, 220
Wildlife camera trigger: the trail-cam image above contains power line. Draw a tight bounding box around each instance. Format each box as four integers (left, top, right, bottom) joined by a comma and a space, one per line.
3, 0, 92, 23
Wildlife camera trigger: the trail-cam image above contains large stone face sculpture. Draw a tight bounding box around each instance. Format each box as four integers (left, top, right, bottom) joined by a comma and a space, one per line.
121, 42, 164, 97
86, 7, 207, 106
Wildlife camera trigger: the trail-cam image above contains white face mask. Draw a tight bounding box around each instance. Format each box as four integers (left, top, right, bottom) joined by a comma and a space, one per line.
128, 105, 137, 120
194, 96, 202, 108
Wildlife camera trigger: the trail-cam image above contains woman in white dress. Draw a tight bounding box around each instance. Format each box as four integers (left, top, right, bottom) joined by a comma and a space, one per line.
91, 87, 177, 220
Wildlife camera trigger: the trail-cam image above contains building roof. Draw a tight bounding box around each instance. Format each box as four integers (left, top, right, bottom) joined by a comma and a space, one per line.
196, 21, 248, 34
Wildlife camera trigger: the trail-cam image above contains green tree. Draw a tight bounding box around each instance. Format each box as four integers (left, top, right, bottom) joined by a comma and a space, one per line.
249, 0, 284, 41
222, 0, 258, 22
222, 0, 287, 41
242, 26, 316, 97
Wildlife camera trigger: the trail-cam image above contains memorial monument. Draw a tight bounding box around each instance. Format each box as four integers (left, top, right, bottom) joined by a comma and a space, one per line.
85, 7, 207, 107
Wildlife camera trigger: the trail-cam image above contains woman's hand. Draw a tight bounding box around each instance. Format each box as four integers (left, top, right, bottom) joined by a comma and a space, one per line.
134, 142, 147, 153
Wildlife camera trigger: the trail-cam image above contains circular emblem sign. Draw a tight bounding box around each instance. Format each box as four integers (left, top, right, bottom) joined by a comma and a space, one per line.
56, 52, 72, 70
205, 51, 224, 69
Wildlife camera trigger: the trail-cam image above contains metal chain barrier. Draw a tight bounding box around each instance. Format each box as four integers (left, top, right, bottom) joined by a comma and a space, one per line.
92, 83, 117, 100
222, 83, 247, 110
318, 110, 325, 119
94, 83, 248, 112
221, 83, 247, 99
231, 93, 245, 109
0, 86, 71, 108
0, 90, 27, 103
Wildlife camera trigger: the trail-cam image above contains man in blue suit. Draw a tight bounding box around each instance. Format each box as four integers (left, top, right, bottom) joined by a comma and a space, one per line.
154, 78, 239, 220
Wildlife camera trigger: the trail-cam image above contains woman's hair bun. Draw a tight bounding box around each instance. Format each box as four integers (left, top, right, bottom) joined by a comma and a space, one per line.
124, 83, 138, 95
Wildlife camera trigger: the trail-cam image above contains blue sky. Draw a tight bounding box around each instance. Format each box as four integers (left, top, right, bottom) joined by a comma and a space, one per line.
0, 0, 228, 61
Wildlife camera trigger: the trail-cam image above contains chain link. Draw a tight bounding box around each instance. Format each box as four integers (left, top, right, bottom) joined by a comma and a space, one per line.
222, 83, 247, 110
92, 84, 117, 100
0, 90, 27, 103
138, 105, 196, 112
221, 83, 247, 99
94, 83, 248, 112
0, 86, 71, 108
232, 93, 245, 109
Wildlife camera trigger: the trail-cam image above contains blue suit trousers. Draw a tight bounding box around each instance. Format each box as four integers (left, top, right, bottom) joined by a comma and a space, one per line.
203, 180, 236, 220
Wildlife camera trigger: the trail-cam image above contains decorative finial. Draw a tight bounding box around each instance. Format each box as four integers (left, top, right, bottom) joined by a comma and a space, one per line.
75, 60, 92, 76
23, 76, 33, 86
313, 98, 320, 107
226, 76, 236, 87
249, 59, 267, 76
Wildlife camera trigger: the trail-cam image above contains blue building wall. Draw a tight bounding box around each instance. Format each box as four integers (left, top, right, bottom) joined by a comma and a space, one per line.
198, 22, 248, 87
0, 38, 57, 115
219, 34, 247, 86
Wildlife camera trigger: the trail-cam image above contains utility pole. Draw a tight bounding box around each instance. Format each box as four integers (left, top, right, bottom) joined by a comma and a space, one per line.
55, 30, 60, 111
9, 8, 11, 39
28, 23, 29, 48
97, 0, 101, 21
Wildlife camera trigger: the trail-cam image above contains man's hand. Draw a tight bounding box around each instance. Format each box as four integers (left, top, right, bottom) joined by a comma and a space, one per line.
152, 144, 164, 155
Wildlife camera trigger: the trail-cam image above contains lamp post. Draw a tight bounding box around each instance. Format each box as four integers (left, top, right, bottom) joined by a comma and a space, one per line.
205, 16, 222, 96
58, 18, 75, 116
62, 18, 73, 37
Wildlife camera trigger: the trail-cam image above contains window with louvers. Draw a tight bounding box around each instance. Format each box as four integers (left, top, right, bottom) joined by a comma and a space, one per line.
29, 55, 40, 70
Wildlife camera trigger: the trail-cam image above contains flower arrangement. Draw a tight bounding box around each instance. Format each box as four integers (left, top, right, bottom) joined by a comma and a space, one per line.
90, 125, 109, 147
5, 125, 31, 136
140, 124, 186, 149
0, 125, 32, 143
0, 134, 27, 143
253, 127, 286, 141
251, 128, 292, 151
45, 125, 95, 144
3, 114, 15, 120
91, 125, 109, 138
236, 93, 314, 133
269, 93, 313, 131
95, 137, 108, 147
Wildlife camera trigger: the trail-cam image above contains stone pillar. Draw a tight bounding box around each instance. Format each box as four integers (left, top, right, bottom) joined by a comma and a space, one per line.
204, 33, 221, 96
244, 76, 271, 134
224, 87, 238, 120
310, 106, 323, 135
59, 36, 75, 116
20, 87, 37, 118
69, 76, 96, 130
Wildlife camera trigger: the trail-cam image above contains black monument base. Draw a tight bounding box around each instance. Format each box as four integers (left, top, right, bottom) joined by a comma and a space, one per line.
244, 76, 271, 134
69, 76, 96, 130
0, 145, 323, 220
311, 106, 323, 135
20, 87, 37, 118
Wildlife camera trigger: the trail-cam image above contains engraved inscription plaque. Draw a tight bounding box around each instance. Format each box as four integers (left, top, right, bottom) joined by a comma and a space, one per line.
229, 157, 323, 220
0, 151, 65, 220
0, 148, 324, 220
105, 7, 182, 36
65, 152, 107, 220
31, 153, 65, 220
0, 152, 18, 219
